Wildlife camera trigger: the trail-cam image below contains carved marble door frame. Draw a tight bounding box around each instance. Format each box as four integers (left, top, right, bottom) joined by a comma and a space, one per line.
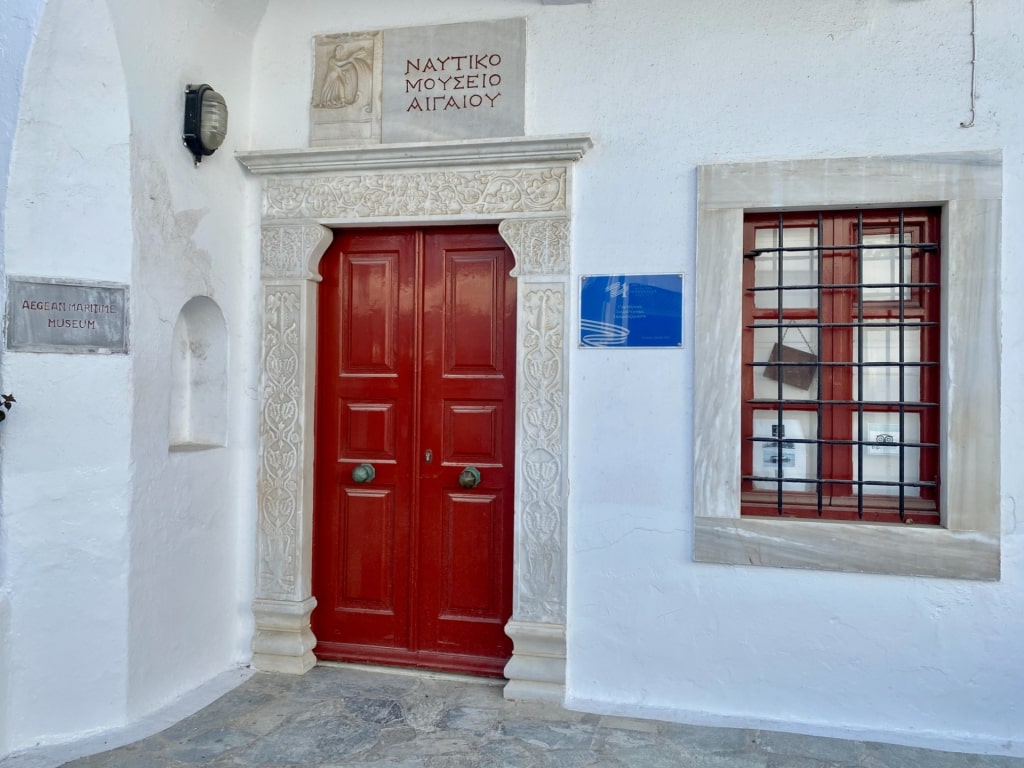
237, 135, 591, 702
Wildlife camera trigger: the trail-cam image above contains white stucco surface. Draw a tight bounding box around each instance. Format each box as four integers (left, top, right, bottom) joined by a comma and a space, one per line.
1, 0, 265, 754
0, 1, 48, 753
2, 0, 133, 750
250, 0, 1024, 755
103, 0, 266, 722
1, 0, 1021, 758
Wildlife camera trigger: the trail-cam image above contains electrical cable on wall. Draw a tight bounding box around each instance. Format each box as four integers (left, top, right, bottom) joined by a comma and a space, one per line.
960, 0, 977, 128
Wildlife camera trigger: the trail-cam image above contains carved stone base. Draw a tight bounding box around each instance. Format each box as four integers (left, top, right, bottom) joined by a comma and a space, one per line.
251, 597, 317, 674
503, 619, 566, 703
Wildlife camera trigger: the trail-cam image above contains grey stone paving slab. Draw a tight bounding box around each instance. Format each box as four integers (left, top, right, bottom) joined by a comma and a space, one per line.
41, 664, 1024, 768
756, 729, 869, 764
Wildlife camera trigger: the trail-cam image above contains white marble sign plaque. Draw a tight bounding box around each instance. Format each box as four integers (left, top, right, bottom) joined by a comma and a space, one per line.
6, 277, 128, 353
311, 19, 526, 146
382, 19, 525, 143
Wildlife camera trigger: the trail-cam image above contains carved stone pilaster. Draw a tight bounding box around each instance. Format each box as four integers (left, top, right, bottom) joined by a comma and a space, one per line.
499, 217, 571, 700
253, 223, 330, 673
514, 285, 569, 623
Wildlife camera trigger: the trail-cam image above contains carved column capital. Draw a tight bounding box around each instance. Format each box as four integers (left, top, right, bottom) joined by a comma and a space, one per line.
500, 218, 570, 278
261, 222, 333, 280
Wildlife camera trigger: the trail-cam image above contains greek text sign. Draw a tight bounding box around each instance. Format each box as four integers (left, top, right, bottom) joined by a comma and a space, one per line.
311, 19, 526, 146
381, 19, 526, 143
580, 274, 684, 348
7, 277, 129, 353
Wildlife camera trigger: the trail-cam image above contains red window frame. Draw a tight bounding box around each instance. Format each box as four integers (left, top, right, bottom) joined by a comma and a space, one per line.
741, 208, 942, 525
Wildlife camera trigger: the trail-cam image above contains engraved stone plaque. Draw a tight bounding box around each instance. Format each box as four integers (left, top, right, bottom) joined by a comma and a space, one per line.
382, 18, 526, 143
6, 277, 129, 353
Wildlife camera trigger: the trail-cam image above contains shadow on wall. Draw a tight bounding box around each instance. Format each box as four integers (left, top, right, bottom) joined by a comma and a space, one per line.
169, 296, 227, 450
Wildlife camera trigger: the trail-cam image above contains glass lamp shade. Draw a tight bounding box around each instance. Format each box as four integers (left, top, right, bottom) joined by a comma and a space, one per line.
183, 84, 228, 163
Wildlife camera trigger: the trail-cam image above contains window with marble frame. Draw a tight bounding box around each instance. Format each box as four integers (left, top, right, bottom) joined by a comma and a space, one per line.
692, 152, 1002, 580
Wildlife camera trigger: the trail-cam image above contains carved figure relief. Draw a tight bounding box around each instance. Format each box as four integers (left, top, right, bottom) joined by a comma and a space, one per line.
316, 42, 373, 111
310, 33, 383, 146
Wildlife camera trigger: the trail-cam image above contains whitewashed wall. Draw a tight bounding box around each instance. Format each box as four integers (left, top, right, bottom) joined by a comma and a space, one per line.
0, 1, 48, 754
104, 0, 266, 723
247, 0, 1024, 755
0, 0, 265, 753
2, 0, 134, 751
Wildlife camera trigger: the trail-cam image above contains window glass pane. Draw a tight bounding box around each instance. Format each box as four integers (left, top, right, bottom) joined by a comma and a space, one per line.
752, 326, 818, 400
860, 232, 913, 302
751, 410, 818, 493
754, 227, 818, 309
850, 412, 921, 497
852, 325, 920, 402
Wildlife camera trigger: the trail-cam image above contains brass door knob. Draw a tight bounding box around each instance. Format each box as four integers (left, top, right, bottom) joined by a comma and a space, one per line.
458, 466, 481, 489
351, 463, 375, 483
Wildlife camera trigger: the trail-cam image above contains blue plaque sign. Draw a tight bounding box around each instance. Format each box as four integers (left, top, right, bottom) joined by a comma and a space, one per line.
580, 274, 683, 348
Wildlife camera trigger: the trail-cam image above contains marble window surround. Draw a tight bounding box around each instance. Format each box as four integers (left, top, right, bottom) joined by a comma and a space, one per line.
236, 134, 592, 702
693, 151, 1002, 580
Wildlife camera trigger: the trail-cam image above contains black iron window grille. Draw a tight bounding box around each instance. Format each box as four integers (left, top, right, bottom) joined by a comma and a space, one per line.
740, 208, 942, 524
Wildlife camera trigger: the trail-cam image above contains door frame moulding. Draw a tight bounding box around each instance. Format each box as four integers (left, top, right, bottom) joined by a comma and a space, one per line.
237, 134, 592, 703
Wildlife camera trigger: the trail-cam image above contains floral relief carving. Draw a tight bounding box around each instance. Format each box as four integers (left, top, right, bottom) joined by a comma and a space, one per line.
518, 287, 568, 622
262, 224, 330, 279
500, 218, 570, 277
264, 168, 567, 220
258, 287, 304, 599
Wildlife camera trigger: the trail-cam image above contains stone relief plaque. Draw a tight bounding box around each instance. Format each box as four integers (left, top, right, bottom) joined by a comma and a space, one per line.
310, 32, 383, 146
6, 277, 128, 354
309, 19, 526, 146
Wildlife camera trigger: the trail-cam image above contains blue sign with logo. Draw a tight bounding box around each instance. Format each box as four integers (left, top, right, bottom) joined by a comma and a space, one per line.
579, 274, 683, 348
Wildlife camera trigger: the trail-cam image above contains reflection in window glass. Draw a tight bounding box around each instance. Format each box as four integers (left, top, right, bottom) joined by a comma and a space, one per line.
861, 232, 912, 302
754, 228, 818, 310
852, 326, 920, 402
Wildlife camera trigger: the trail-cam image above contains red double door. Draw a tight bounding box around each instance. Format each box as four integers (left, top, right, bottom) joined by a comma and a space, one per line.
312, 227, 515, 676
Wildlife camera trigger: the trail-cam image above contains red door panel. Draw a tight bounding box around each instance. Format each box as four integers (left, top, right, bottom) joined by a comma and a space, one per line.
336, 487, 395, 612
313, 227, 514, 676
440, 491, 507, 617
418, 232, 515, 672
314, 233, 415, 654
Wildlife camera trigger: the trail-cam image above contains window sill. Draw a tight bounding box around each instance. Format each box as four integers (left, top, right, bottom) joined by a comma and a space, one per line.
694, 516, 998, 580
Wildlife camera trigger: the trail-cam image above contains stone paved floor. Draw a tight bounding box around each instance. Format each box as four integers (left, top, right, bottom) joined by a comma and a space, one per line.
18, 665, 1024, 767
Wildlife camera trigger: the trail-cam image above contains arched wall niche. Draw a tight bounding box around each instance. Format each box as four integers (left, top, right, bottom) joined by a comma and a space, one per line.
169, 296, 229, 450
237, 134, 592, 702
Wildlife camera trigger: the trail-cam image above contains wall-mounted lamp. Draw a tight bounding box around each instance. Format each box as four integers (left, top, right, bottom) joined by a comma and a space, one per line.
182, 84, 228, 165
